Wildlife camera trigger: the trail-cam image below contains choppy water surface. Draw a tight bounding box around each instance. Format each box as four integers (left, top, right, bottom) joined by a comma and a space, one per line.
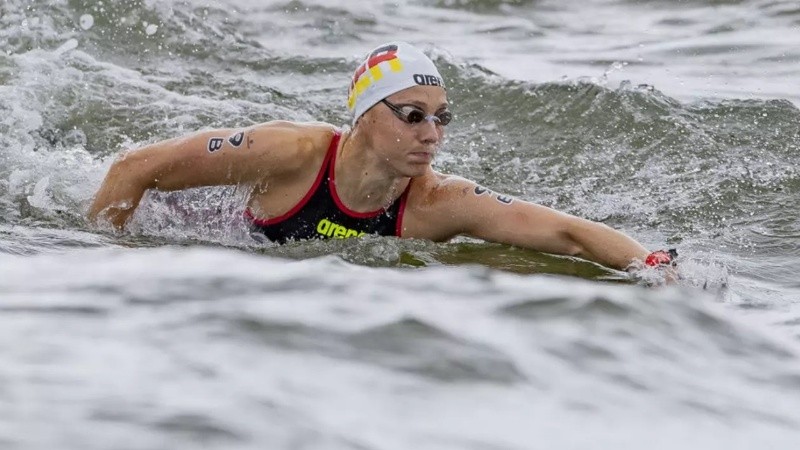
2, 0, 800, 448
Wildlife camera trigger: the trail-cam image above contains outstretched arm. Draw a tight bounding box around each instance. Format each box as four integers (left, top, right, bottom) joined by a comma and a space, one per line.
422, 177, 649, 271
88, 121, 330, 229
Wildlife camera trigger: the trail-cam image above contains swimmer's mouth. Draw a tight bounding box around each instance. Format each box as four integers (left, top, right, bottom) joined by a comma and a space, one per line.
408, 151, 434, 162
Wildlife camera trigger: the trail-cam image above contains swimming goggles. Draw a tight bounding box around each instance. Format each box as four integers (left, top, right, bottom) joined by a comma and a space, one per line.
381, 99, 453, 126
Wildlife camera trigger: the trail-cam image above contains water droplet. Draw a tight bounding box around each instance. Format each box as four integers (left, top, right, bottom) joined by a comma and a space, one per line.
145, 24, 158, 36
79, 14, 94, 30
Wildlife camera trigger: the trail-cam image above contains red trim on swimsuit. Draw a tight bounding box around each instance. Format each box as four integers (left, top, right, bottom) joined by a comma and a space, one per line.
244, 131, 340, 226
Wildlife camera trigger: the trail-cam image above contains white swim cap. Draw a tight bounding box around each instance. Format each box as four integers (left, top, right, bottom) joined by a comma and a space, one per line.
347, 42, 445, 124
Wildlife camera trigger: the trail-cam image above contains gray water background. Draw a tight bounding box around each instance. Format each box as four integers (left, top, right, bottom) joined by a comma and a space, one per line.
1, 0, 800, 448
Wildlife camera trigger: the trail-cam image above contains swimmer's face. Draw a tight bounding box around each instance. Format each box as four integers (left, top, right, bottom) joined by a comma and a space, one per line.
359, 85, 448, 177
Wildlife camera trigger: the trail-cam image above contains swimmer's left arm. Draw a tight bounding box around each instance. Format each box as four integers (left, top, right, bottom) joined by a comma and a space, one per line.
433, 178, 649, 271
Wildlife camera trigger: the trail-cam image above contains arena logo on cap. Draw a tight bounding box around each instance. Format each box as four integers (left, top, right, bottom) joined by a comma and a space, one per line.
348, 44, 404, 109
413, 73, 444, 87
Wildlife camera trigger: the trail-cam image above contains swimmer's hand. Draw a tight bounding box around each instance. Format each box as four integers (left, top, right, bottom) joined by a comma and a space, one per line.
645, 249, 678, 268
628, 248, 680, 285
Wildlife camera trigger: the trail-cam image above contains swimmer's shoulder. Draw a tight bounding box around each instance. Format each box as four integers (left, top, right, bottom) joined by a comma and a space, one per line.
411, 170, 474, 197
245, 120, 339, 176
401, 170, 479, 240
407, 170, 477, 210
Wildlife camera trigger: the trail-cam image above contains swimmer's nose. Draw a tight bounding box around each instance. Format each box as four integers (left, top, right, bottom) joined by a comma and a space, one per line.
418, 117, 440, 144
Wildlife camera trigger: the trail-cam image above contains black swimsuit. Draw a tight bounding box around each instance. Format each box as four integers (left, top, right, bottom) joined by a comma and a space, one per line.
245, 131, 410, 244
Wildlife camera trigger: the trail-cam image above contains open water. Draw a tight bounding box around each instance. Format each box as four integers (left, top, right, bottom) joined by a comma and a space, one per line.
1, 0, 800, 448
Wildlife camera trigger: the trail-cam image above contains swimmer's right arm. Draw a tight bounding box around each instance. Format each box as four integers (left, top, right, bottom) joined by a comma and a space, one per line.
88, 121, 330, 229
